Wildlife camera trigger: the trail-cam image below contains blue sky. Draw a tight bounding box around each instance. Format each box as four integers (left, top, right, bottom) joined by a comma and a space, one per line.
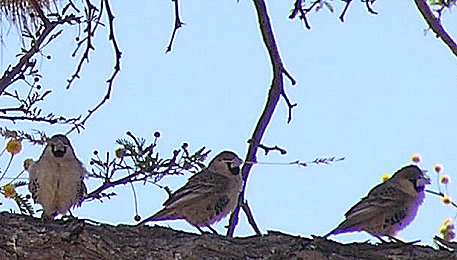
1, 0, 457, 244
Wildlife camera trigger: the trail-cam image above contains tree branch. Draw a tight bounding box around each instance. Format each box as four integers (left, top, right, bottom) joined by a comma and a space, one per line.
166, 0, 184, 53
413, 0, 457, 58
226, 0, 296, 237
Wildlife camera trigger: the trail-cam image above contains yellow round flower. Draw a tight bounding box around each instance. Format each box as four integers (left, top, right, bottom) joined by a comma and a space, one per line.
3, 184, 16, 198
23, 158, 34, 171
411, 153, 422, 163
381, 174, 391, 182
6, 138, 22, 155
441, 175, 451, 185
434, 164, 443, 174
440, 225, 448, 235
443, 196, 452, 205
444, 218, 454, 227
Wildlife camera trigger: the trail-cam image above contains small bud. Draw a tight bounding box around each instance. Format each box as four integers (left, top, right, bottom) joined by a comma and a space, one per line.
441, 175, 451, 185
411, 153, 422, 164
93, 150, 99, 155
134, 215, 141, 222
154, 131, 161, 138
434, 164, 444, 174
115, 148, 126, 159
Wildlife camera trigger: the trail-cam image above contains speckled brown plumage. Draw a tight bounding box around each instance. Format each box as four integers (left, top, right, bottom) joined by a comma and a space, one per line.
138, 151, 243, 232
325, 165, 430, 238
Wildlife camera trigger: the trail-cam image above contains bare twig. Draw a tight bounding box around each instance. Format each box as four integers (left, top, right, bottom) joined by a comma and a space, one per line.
289, 0, 321, 30
0, 15, 79, 95
166, 0, 184, 53
248, 139, 287, 156
67, 0, 122, 134
339, 0, 352, 22
426, 189, 457, 209
413, 0, 457, 58
240, 200, 261, 235
66, 0, 98, 89
227, 0, 296, 237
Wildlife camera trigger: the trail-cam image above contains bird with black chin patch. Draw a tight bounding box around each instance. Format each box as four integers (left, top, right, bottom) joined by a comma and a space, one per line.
137, 150, 243, 234
28, 134, 87, 220
325, 165, 430, 242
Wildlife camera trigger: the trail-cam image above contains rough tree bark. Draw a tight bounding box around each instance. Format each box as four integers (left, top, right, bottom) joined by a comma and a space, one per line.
0, 213, 454, 259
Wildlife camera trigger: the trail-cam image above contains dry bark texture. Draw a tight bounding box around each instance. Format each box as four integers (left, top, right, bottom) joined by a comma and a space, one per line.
0, 212, 455, 260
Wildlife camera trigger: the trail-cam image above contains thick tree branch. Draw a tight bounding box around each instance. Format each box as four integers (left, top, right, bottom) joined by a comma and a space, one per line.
226, 0, 296, 237
413, 0, 457, 58
0, 213, 453, 259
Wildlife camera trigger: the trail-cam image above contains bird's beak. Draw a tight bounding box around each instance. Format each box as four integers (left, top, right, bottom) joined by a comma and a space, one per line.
233, 157, 243, 168
418, 174, 431, 186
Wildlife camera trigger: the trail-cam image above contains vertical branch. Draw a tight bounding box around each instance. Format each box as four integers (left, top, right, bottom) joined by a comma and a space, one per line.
226, 0, 296, 237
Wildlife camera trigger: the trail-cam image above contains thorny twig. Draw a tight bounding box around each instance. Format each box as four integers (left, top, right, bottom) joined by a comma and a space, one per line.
67, 0, 122, 134
289, 0, 378, 28
248, 139, 287, 156
0, 0, 121, 131
166, 0, 184, 53
84, 132, 209, 203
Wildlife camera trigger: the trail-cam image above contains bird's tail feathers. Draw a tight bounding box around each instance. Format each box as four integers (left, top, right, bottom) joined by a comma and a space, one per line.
135, 208, 179, 226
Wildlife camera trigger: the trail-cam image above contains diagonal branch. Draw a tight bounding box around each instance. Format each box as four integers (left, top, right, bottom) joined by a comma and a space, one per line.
226, 0, 296, 237
413, 0, 457, 58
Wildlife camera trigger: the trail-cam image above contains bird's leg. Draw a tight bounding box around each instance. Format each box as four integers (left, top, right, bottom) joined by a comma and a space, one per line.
194, 225, 206, 234
41, 211, 56, 221
60, 210, 78, 222
386, 235, 404, 244
206, 225, 219, 235
385, 235, 420, 245
367, 232, 389, 244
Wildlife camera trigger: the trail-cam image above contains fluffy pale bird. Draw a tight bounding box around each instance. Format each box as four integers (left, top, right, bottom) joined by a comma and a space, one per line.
325, 165, 430, 240
28, 134, 87, 219
138, 150, 243, 233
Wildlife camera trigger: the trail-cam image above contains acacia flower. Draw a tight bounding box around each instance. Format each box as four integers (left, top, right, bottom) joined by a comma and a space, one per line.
443, 196, 452, 205
6, 138, 22, 155
381, 174, 390, 182
3, 184, 16, 198
440, 218, 456, 241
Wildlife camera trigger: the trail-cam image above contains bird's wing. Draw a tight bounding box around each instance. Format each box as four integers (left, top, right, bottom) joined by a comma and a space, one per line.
162, 168, 224, 208
344, 182, 405, 222
27, 162, 41, 202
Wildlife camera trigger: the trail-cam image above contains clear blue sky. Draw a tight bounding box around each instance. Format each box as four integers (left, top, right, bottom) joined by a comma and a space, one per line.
1, 1, 457, 244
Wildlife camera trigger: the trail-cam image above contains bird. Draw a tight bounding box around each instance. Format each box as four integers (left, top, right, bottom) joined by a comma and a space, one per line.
325, 165, 430, 241
137, 150, 244, 234
28, 134, 87, 220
